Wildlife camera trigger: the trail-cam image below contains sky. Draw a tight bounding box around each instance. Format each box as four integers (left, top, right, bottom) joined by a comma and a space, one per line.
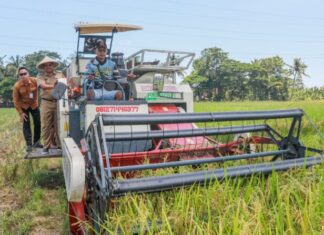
1, 0, 324, 87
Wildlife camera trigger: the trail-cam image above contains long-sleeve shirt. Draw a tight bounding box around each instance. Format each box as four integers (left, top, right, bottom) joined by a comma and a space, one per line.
38, 72, 58, 100
12, 77, 38, 114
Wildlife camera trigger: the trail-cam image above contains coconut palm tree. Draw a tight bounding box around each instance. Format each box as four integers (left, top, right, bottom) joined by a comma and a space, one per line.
0, 55, 6, 79
6, 55, 24, 79
287, 58, 309, 97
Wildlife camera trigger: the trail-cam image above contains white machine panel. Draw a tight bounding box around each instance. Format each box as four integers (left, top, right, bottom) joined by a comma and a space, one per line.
85, 103, 149, 131
57, 78, 69, 147
62, 138, 85, 202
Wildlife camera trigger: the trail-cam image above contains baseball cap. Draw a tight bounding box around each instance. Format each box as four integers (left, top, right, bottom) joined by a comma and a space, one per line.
95, 39, 107, 49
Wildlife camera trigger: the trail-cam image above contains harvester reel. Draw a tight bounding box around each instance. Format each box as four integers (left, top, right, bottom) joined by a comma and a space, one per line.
278, 137, 306, 160
67, 109, 324, 234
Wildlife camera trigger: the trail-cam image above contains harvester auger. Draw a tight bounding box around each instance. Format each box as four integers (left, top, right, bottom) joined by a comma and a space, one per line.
42, 23, 323, 234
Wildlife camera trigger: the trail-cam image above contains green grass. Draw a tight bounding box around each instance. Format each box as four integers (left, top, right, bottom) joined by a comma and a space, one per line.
0, 108, 67, 234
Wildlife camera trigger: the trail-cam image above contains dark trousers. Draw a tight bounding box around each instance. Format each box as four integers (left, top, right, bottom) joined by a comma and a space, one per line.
22, 107, 41, 146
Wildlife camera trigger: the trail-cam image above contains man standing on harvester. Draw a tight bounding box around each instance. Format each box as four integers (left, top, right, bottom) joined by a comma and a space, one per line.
37, 56, 60, 154
13, 67, 42, 152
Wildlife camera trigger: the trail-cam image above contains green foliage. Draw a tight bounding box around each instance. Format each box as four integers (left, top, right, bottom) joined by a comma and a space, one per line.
290, 86, 324, 100
0, 209, 33, 234
187, 47, 312, 101
289, 58, 309, 90
182, 71, 207, 92
0, 77, 15, 106
23, 50, 64, 76
0, 50, 68, 79
5, 55, 24, 78
191, 47, 231, 100
249, 56, 290, 100
0, 56, 6, 79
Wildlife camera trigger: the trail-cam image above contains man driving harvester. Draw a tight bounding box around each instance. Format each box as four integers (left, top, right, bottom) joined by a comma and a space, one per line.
85, 39, 123, 100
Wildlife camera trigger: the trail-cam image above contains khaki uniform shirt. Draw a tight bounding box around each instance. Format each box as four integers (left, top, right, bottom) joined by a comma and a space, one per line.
38, 73, 57, 100
12, 77, 38, 114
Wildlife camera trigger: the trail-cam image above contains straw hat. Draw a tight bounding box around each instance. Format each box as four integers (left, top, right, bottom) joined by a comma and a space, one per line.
36, 56, 59, 70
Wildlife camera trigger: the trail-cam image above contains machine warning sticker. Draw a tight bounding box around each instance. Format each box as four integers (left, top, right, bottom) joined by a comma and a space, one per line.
96, 106, 139, 113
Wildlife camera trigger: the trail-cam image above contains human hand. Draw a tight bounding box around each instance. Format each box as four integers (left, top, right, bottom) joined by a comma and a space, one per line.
127, 73, 136, 81
86, 89, 94, 100
88, 74, 95, 80
52, 80, 58, 88
20, 113, 27, 122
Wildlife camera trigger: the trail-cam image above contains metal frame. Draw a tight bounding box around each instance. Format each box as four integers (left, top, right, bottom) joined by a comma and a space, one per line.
75, 30, 115, 74
81, 108, 323, 232
126, 49, 195, 74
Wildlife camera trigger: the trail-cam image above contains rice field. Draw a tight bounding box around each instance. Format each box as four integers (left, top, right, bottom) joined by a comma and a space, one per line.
0, 108, 66, 234
0, 101, 323, 234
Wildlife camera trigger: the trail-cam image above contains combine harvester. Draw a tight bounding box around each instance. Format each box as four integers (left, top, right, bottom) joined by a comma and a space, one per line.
32, 23, 324, 234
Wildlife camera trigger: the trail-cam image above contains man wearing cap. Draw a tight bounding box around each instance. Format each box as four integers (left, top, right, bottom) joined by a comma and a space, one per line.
13, 67, 42, 152
37, 56, 60, 154
85, 39, 123, 100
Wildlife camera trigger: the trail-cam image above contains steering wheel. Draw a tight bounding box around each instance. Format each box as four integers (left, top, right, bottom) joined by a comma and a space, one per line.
93, 77, 104, 87
96, 76, 127, 100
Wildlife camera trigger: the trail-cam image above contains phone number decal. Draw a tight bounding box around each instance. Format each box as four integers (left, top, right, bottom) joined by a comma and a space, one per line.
96, 106, 139, 112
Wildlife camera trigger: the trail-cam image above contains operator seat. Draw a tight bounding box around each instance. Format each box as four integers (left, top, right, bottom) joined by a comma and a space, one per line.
111, 52, 130, 100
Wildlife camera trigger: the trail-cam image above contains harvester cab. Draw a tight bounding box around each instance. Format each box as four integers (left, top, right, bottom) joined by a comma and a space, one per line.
26, 23, 324, 234
60, 23, 200, 158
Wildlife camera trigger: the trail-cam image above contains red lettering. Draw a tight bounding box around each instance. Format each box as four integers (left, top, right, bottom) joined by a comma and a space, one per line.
95, 106, 140, 113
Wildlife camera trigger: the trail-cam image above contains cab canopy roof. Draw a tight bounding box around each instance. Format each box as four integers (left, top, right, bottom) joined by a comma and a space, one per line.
74, 23, 143, 34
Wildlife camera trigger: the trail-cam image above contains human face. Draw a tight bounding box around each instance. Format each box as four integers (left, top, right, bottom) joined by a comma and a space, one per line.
19, 69, 29, 81
96, 47, 107, 62
43, 63, 55, 74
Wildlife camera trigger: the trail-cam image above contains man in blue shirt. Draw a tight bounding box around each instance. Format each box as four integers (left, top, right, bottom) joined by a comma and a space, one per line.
85, 39, 123, 100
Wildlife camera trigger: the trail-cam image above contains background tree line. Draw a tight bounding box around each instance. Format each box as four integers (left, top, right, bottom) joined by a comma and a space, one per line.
0, 47, 323, 107
184, 47, 324, 101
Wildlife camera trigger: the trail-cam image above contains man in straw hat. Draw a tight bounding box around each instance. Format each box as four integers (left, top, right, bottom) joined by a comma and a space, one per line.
12, 67, 42, 152
37, 56, 60, 154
